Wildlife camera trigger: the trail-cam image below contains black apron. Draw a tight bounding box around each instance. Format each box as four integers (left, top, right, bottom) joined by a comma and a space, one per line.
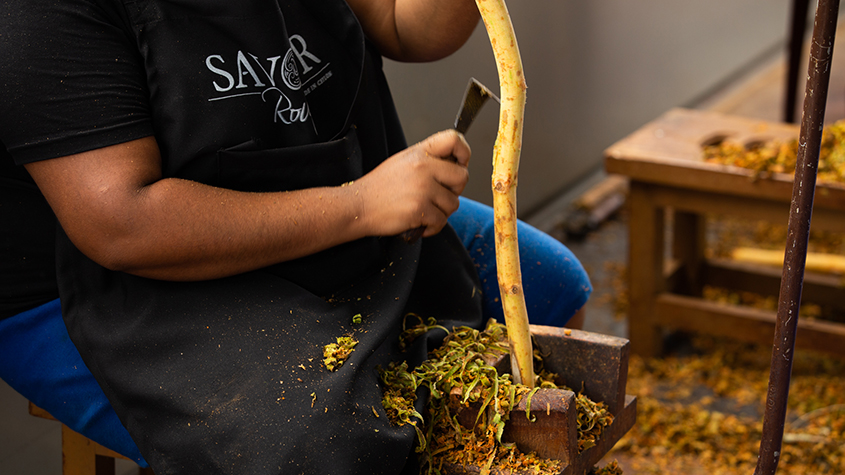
56, 1, 483, 473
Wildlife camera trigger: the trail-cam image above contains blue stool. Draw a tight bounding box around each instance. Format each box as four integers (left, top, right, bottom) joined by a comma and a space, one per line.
1, 299, 149, 474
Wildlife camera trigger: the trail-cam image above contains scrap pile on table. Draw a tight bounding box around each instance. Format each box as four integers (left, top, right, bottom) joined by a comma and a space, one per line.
702, 119, 845, 183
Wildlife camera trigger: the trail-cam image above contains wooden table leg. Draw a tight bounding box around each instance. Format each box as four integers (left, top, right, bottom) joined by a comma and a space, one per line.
672, 210, 707, 297
627, 181, 665, 356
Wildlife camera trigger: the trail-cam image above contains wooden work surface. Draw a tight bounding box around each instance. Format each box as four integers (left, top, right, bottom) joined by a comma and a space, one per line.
605, 107, 845, 212
603, 107, 845, 357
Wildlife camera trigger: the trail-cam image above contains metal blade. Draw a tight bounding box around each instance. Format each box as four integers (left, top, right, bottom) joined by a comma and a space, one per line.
453, 78, 499, 135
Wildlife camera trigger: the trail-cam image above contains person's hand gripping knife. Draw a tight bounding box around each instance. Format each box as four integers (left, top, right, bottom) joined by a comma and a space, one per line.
355, 130, 472, 241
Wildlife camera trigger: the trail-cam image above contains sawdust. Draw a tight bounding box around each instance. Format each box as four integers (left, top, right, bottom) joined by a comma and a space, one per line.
608, 335, 845, 474
596, 212, 845, 474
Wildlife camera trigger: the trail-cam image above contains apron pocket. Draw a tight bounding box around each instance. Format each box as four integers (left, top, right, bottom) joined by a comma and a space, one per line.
216, 127, 363, 193
217, 127, 385, 296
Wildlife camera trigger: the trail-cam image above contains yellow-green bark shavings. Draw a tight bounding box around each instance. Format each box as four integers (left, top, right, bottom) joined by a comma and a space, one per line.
576, 390, 615, 453
610, 335, 844, 474
378, 319, 616, 475
399, 313, 450, 351
703, 119, 845, 183
323, 336, 358, 371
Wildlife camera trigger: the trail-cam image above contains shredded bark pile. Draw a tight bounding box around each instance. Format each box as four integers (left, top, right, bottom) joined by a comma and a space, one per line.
610, 335, 844, 474
703, 119, 845, 183
599, 213, 845, 473
379, 318, 619, 475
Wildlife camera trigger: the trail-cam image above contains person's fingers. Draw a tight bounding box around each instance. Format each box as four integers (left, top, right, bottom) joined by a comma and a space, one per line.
354, 130, 472, 237
419, 129, 471, 167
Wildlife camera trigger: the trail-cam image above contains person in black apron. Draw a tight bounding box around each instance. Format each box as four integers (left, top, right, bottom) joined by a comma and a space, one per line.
0, 1, 591, 473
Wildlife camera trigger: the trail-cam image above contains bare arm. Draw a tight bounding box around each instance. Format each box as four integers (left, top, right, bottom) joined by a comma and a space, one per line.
25, 130, 470, 281
345, 0, 480, 62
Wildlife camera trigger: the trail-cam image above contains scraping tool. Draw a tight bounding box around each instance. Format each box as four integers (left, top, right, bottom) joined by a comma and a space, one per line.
402, 78, 499, 243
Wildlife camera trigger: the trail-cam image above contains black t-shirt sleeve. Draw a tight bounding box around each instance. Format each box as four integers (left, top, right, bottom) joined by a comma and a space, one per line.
0, 0, 155, 318
0, 0, 154, 164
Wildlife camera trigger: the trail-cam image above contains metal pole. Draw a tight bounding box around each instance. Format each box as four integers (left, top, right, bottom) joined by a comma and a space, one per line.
785, 0, 811, 123
754, 0, 839, 473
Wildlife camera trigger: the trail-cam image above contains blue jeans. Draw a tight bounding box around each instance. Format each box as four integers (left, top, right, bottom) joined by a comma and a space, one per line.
449, 197, 591, 327
0, 197, 590, 465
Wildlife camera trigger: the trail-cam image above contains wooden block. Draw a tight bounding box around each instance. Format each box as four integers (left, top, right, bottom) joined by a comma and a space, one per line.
445, 327, 637, 475
573, 175, 629, 211
529, 325, 630, 417
502, 388, 578, 465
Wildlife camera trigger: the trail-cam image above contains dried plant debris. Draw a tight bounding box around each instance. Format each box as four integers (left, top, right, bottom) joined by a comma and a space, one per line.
576, 391, 614, 453
398, 313, 449, 351
323, 335, 358, 371
378, 319, 616, 475
610, 335, 845, 474
587, 460, 624, 475
703, 119, 845, 183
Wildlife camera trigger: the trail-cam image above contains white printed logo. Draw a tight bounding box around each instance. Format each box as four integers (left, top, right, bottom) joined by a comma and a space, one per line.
205, 34, 331, 125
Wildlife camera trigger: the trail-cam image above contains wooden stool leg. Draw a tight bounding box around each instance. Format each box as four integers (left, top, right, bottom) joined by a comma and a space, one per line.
627, 181, 665, 356
61, 424, 102, 475
95, 455, 116, 475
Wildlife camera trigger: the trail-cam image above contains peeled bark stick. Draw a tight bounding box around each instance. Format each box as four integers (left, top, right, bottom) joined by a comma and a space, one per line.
474, 0, 535, 388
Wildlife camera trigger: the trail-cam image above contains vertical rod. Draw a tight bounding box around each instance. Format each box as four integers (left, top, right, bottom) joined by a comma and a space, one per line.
754, 1, 839, 474
785, 0, 812, 123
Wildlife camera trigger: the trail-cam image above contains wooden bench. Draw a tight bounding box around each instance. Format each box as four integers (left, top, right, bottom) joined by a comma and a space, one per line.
28, 402, 154, 475
604, 107, 845, 357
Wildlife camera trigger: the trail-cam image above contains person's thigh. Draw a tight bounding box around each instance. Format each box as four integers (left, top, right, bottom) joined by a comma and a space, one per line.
448, 197, 592, 327
0, 299, 147, 466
